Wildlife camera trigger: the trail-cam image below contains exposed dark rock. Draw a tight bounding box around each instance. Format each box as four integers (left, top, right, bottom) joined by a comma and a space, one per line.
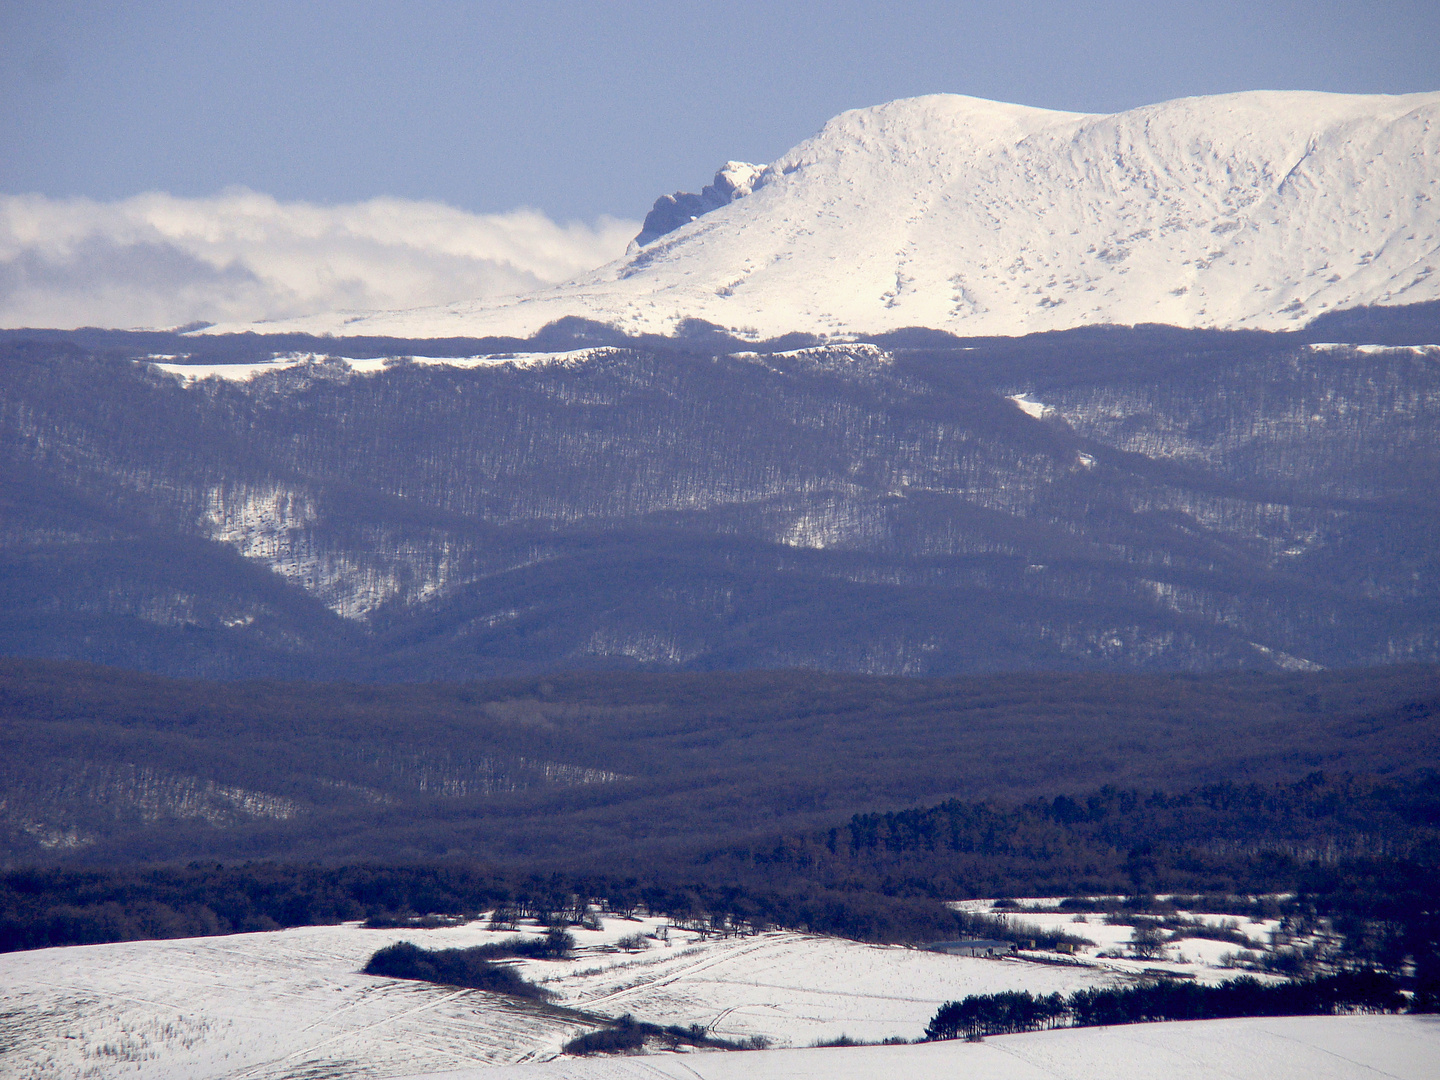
633, 161, 764, 247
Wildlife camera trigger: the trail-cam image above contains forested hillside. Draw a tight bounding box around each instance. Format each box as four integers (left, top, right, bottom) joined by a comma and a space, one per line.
1, 319, 1437, 679
2, 659, 1435, 867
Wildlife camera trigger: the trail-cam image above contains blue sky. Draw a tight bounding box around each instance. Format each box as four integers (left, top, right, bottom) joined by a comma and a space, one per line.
2, 1, 1436, 330
4, 1, 1437, 220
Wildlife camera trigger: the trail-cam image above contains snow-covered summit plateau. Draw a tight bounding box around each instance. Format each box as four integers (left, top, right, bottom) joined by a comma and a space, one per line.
211, 91, 1440, 340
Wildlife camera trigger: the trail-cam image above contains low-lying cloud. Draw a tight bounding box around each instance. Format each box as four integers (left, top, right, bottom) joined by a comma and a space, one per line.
0, 190, 639, 330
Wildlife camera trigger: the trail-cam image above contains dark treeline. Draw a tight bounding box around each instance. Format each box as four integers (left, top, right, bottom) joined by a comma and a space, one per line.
3, 772, 1437, 973
708, 771, 1440, 900
924, 971, 1416, 1042
0, 861, 1030, 954
562, 1013, 757, 1055
0, 863, 511, 951
463, 928, 575, 959
699, 772, 1440, 983
362, 940, 551, 1000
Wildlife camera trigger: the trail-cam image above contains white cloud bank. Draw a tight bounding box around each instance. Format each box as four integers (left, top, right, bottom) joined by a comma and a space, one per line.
0, 190, 640, 330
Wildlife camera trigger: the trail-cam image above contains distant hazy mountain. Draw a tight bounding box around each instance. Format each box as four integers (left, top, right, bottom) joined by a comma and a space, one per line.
207, 91, 1440, 341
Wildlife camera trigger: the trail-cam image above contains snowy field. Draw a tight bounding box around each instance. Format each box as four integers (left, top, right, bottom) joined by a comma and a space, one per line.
410, 1015, 1440, 1080
2, 905, 1430, 1079
532, 924, 1113, 1045
0, 916, 1120, 1079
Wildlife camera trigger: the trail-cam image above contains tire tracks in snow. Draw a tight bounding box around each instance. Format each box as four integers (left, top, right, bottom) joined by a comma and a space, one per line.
216, 984, 475, 1080
571, 938, 778, 1010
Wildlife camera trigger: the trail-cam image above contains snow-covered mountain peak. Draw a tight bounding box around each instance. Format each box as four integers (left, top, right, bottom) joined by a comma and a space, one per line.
769, 93, 1085, 173
206, 90, 1440, 341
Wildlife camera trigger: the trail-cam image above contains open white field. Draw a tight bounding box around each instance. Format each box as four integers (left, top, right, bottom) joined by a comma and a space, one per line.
0, 916, 1122, 1079
534, 925, 1115, 1045
412, 1015, 1440, 1080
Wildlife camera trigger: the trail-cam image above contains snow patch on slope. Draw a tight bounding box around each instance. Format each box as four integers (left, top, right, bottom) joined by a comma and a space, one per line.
200, 483, 452, 619
1009, 394, 1049, 419
151, 348, 620, 383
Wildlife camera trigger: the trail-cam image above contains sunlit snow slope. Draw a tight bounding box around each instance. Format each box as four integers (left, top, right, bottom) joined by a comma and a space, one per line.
214, 91, 1440, 340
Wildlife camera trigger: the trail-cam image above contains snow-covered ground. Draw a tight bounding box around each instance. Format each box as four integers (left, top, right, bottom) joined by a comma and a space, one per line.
410, 1016, 1440, 1080
952, 898, 1288, 983
1, 906, 1426, 1079
203, 90, 1440, 341
0, 915, 1123, 1079
532, 924, 1114, 1046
